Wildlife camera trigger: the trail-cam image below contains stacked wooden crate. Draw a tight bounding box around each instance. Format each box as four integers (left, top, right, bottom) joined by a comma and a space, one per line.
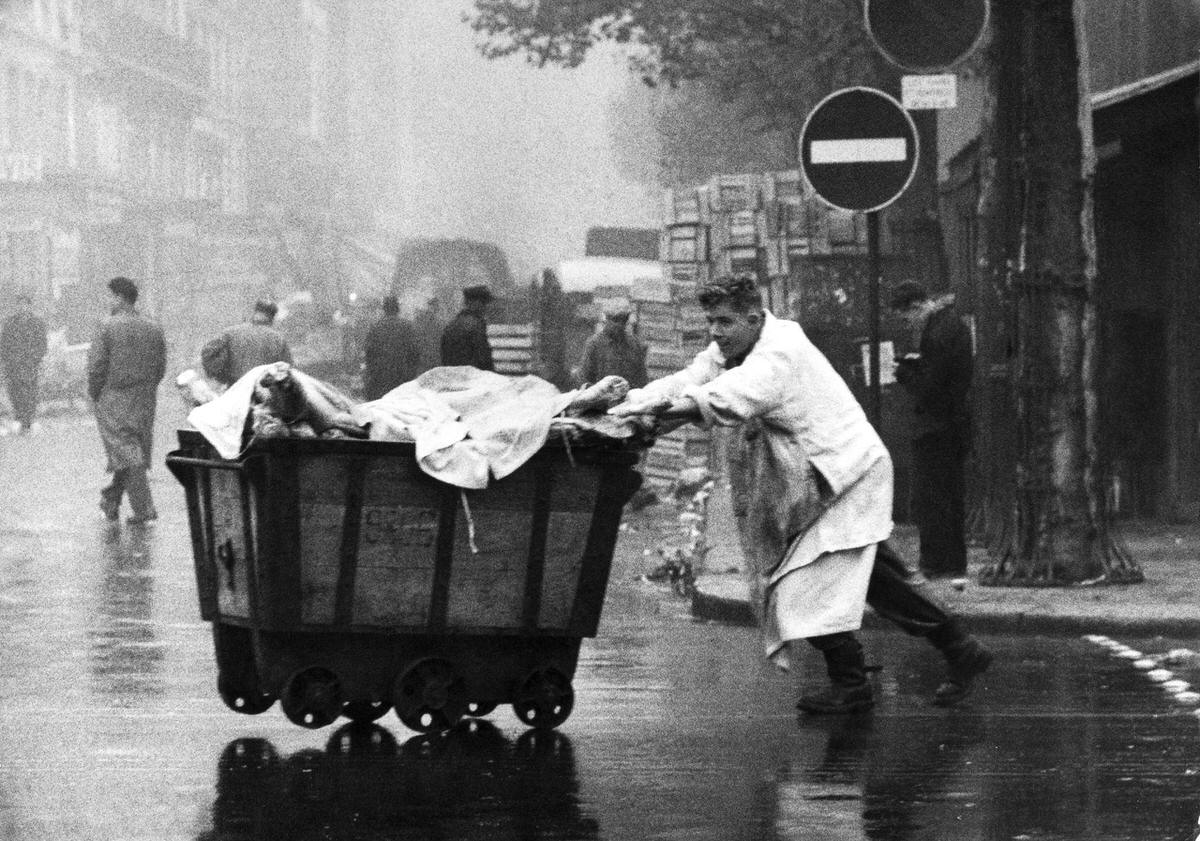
487, 323, 535, 375
632, 187, 718, 490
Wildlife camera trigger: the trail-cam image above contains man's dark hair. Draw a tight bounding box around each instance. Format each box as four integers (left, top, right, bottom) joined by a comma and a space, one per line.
697, 274, 762, 313
889, 281, 930, 311
108, 276, 139, 304
382, 295, 400, 315
254, 299, 278, 320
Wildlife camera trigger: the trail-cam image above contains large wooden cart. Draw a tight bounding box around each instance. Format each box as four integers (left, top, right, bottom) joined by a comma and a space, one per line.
166, 430, 641, 732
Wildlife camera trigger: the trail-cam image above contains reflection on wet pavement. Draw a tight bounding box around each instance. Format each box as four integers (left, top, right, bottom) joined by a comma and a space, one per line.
88, 526, 166, 702
198, 721, 597, 841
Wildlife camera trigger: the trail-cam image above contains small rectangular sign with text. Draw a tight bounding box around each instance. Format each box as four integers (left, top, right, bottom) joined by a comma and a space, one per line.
901, 74, 957, 110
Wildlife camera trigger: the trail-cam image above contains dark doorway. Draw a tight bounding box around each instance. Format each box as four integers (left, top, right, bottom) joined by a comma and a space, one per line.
1100, 310, 1168, 517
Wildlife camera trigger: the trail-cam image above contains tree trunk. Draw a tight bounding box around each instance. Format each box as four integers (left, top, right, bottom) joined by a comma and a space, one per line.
979, 0, 1141, 585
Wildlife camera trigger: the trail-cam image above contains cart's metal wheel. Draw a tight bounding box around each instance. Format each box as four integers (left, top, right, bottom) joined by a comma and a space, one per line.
465, 701, 497, 718
392, 659, 468, 733
218, 678, 277, 715
512, 667, 574, 730
280, 666, 344, 729
326, 722, 398, 758
217, 737, 281, 774
213, 625, 276, 715
342, 699, 390, 723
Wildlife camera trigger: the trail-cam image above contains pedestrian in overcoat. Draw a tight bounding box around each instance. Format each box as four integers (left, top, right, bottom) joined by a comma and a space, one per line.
0, 292, 48, 433
363, 295, 421, 399
202, 299, 292, 386
440, 285, 494, 371
611, 275, 992, 713
88, 277, 166, 524
890, 281, 974, 578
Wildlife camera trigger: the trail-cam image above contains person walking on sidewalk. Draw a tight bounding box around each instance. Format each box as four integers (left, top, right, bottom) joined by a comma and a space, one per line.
889, 281, 974, 579
201, 299, 292, 387
610, 274, 992, 713
0, 292, 48, 433
88, 277, 167, 525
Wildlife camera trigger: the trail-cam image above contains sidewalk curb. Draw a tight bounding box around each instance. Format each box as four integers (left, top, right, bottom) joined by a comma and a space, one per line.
691, 586, 1200, 639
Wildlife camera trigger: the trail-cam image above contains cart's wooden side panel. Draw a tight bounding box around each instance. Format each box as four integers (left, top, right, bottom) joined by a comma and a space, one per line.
210, 469, 252, 619
569, 461, 642, 635
445, 474, 537, 629
296, 457, 351, 624
174, 430, 641, 636
353, 460, 443, 627
539, 461, 602, 630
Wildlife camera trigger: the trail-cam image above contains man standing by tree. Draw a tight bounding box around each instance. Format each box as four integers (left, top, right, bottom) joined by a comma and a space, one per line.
576, 300, 648, 388
0, 292, 48, 434
88, 277, 166, 525
890, 281, 973, 580
362, 294, 421, 399
440, 285, 495, 371
611, 275, 991, 713
202, 299, 292, 387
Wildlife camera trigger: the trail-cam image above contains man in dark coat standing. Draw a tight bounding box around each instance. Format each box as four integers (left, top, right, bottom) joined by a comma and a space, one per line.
0, 292, 48, 433
88, 277, 167, 525
890, 281, 974, 578
202, 299, 292, 386
440, 285, 495, 371
363, 294, 421, 399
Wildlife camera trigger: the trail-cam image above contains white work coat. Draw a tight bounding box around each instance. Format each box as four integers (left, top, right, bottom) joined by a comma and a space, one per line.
631, 312, 894, 657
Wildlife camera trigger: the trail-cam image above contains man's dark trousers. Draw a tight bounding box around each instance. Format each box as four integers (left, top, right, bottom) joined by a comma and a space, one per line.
4, 370, 39, 428
911, 427, 968, 577
808, 540, 962, 651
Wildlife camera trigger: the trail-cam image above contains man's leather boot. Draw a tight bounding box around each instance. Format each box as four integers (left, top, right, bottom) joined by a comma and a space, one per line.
929, 623, 993, 707
124, 469, 158, 525
797, 635, 874, 715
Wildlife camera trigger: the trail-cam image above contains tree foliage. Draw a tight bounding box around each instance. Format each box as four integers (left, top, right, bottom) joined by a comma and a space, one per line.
468, 0, 893, 137
604, 76, 794, 189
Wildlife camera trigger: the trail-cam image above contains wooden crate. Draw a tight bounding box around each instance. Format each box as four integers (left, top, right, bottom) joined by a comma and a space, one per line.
488, 323, 535, 375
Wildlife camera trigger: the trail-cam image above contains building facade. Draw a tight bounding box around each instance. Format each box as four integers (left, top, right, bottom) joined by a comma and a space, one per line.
0, 0, 405, 378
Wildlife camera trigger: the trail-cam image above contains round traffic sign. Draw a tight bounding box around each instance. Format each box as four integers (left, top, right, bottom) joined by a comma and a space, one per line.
864, 0, 989, 72
798, 87, 919, 214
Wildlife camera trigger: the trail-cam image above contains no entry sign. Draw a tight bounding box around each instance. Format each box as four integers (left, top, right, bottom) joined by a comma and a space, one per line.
799, 86, 919, 214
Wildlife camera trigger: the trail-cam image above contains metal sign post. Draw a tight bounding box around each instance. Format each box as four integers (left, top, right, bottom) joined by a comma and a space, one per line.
799, 87, 919, 429
867, 211, 882, 428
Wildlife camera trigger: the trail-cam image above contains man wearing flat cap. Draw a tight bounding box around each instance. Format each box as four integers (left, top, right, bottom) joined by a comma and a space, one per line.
202, 298, 293, 386
576, 299, 647, 388
87, 276, 167, 524
440, 284, 495, 371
